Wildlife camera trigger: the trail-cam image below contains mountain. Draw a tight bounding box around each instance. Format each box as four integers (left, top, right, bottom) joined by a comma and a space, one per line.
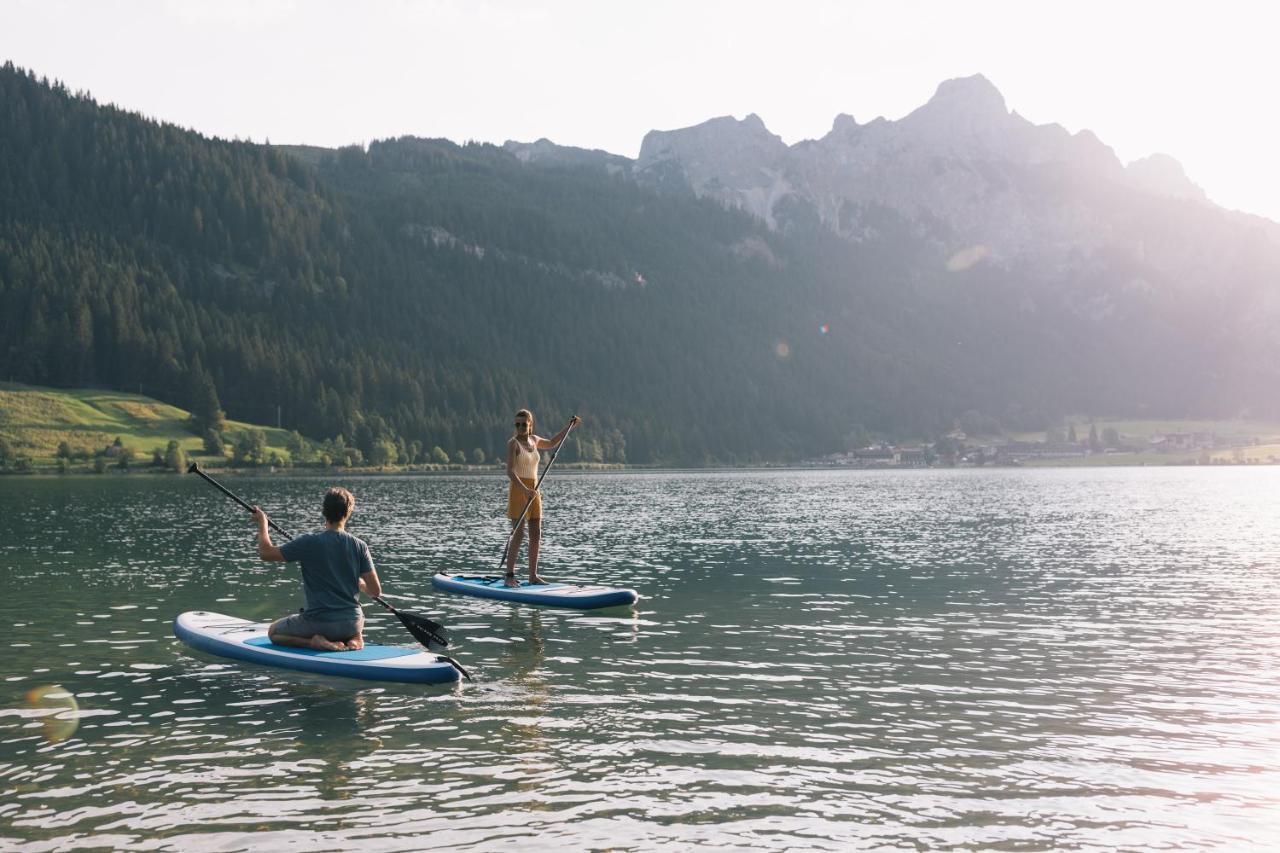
629, 73, 1280, 419
1125, 153, 1208, 202
1, 62, 1278, 465
634, 73, 1276, 278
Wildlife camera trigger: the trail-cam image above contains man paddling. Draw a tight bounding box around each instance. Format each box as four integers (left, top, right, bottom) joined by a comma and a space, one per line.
252, 487, 381, 651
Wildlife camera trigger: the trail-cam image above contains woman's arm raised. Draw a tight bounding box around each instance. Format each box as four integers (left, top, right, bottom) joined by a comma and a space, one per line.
537, 415, 581, 450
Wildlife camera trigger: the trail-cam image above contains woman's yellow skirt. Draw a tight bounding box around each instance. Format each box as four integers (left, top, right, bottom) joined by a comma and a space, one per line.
507, 477, 542, 521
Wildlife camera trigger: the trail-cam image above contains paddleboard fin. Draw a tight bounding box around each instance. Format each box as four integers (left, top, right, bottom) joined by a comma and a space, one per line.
437, 655, 473, 682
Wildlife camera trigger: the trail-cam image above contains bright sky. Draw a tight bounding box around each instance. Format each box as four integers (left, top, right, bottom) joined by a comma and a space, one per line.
3, 0, 1277, 221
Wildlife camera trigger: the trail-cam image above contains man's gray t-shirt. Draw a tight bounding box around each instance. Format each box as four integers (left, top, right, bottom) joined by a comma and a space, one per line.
279, 530, 374, 622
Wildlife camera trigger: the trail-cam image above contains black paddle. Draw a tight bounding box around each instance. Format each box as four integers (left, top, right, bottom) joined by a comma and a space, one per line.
187, 462, 471, 681
499, 415, 580, 571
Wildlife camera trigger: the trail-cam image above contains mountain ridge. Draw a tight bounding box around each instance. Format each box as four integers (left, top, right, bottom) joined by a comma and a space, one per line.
499, 75, 1276, 301
626, 75, 1275, 264
2, 62, 1278, 466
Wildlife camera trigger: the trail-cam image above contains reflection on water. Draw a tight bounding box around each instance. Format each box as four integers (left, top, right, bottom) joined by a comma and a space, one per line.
2, 468, 1280, 849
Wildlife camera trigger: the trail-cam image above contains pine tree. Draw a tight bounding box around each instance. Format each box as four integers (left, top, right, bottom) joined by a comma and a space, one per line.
189, 362, 226, 435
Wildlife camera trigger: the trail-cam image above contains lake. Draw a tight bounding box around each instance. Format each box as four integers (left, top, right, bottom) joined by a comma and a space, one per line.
2, 467, 1280, 850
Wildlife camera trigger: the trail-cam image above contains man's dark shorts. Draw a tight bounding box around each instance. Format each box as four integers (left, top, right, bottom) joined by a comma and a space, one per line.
271, 612, 364, 642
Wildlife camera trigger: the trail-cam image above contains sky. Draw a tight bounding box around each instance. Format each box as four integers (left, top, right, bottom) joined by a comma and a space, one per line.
3, 0, 1278, 222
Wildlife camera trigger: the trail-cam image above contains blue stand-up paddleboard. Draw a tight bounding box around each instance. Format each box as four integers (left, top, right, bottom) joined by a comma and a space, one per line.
432, 573, 638, 609
174, 611, 461, 684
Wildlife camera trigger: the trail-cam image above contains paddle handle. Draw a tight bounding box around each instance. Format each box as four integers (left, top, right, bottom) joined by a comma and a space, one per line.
187, 462, 294, 541
500, 416, 578, 568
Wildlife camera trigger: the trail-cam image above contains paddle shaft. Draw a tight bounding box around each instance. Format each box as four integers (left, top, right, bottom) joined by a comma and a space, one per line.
189, 462, 295, 541
500, 417, 578, 569
187, 462, 399, 616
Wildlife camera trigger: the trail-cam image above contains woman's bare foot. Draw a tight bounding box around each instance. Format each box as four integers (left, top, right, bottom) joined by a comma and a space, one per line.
308, 634, 346, 651
529, 574, 549, 585
344, 635, 365, 651
504, 572, 520, 588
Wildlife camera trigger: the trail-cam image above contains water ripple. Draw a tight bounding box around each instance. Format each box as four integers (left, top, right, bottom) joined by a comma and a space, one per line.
2, 468, 1280, 849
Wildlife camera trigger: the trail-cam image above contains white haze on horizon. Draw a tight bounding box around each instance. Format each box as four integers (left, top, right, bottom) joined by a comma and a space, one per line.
2, 0, 1277, 223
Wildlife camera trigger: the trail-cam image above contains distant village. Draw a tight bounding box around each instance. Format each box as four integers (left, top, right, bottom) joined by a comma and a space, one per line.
812, 427, 1271, 468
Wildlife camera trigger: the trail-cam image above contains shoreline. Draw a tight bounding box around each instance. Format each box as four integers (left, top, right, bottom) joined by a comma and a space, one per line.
4, 457, 1278, 479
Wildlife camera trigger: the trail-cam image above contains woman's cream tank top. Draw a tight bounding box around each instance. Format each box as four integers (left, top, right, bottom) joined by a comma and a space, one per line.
513, 439, 539, 479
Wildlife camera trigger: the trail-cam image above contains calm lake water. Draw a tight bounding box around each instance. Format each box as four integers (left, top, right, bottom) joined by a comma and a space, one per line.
2, 467, 1280, 850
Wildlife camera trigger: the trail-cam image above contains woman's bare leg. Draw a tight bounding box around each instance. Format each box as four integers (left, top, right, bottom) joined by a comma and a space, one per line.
528, 519, 545, 583
506, 521, 524, 586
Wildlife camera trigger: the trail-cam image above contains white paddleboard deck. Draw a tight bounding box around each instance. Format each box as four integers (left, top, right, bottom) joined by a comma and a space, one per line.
174, 611, 460, 684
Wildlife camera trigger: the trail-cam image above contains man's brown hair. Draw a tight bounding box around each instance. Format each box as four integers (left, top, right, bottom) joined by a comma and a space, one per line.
322, 487, 355, 524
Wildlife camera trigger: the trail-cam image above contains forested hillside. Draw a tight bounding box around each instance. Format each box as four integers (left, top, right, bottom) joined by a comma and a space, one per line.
2, 63, 1277, 464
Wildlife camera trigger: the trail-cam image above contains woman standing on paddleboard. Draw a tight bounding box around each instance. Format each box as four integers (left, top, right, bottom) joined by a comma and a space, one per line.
505, 409, 580, 586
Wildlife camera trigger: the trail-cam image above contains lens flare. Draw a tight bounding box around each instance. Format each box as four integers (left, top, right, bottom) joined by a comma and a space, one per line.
24, 684, 79, 743
946, 244, 989, 272
774, 341, 791, 359
819, 324, 829, 335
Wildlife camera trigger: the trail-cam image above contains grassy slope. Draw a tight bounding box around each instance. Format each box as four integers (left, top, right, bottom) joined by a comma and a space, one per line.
0, 382, 294, 468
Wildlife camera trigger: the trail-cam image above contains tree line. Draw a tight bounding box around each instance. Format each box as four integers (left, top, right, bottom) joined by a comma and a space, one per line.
3, 62, 1276, 467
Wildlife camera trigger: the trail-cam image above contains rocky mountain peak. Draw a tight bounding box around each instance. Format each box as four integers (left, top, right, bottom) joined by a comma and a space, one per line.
637, 114, 789, 223
638, 113, 785, 169
923, 74, 1008, 116
630, 73, 1237, 266
829, 113, 860, 137
1126, 153, 1208, 202
898, 73, 1018, 149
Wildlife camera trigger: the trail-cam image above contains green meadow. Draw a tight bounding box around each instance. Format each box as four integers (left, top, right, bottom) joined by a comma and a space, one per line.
0, 382, 293, 470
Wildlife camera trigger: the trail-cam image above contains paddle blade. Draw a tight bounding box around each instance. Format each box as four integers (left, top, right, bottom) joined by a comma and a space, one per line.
395, 609, 449, 649
437, 655, 473, 682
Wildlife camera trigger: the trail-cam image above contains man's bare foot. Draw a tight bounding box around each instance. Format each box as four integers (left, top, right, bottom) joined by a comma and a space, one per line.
504, 572, 520, 588
344, 635, 365, 651
309, 634, 345, 651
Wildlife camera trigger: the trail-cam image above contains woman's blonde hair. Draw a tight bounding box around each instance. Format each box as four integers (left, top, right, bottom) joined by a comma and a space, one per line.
514, 408, 535, 434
